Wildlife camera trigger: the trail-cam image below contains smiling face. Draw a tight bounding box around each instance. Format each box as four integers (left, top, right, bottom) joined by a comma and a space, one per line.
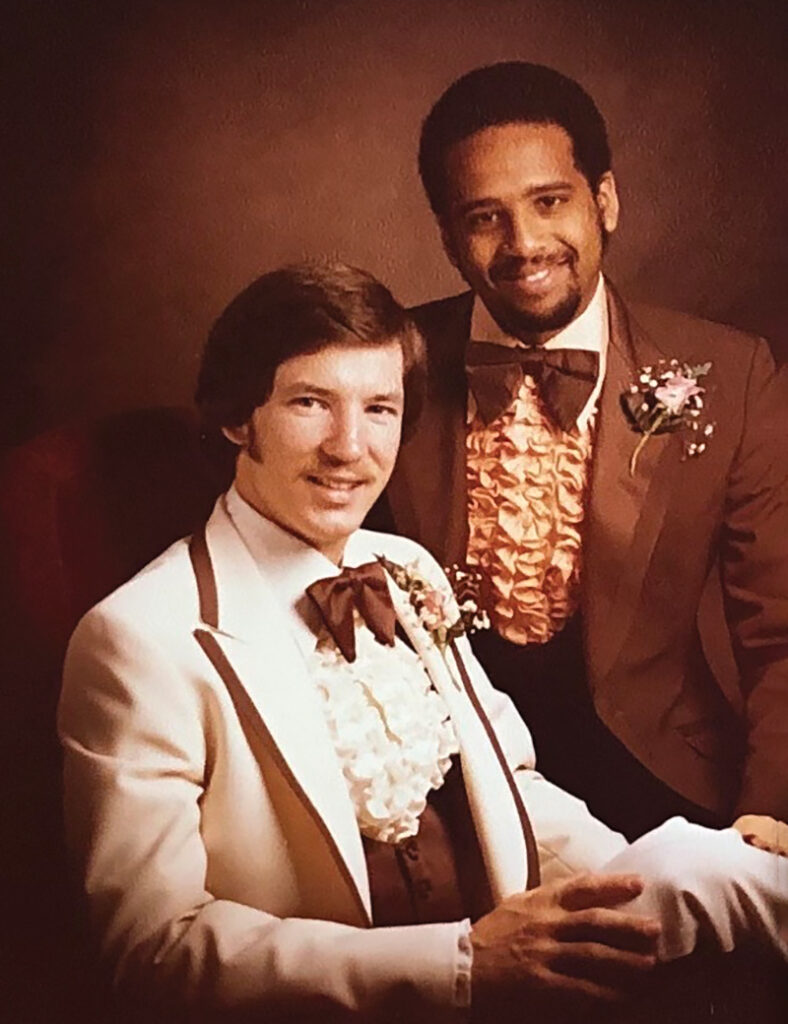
225, 341, 404, 563
440, 121, 619, 344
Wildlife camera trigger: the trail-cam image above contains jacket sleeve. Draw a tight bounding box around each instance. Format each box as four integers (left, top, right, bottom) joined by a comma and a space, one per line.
58, 609, 468, 1022
721, 339, 788, 819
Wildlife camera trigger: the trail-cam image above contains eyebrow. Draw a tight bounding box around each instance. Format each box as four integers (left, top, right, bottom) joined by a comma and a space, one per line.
281, 383, 404, 403
369, 390, 405, 404
455, 180, 575, 215
281, 383, 334, 398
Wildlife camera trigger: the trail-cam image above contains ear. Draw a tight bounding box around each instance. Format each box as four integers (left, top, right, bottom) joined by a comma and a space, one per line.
595, 171, 620, 234
221, 424, 249, 448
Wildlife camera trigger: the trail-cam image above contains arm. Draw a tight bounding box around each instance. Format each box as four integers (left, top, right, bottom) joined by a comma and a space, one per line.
721, 339, 788, 819
59, 609, 467, 1021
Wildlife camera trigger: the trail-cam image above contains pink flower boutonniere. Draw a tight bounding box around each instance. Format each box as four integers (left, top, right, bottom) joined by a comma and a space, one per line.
621, 359, 715, 475
376, 557, 489, 652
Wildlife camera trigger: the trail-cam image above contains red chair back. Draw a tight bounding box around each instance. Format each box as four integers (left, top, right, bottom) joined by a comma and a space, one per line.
0, 406, 217, 1023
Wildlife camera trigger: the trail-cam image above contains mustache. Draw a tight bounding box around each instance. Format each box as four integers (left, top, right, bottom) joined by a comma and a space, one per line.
490, 249, 577, 282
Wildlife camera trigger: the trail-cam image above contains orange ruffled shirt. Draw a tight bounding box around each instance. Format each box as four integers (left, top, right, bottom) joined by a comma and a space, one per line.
466, 378, 595, 646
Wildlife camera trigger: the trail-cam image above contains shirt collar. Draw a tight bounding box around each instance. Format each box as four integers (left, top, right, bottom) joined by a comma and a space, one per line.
225, 485, 374, 655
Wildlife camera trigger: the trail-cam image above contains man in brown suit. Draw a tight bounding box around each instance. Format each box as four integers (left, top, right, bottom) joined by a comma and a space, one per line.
375, 62, 788, 843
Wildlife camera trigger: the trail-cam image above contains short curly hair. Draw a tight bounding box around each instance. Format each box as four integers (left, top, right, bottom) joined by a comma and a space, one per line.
419, 62, 612, 217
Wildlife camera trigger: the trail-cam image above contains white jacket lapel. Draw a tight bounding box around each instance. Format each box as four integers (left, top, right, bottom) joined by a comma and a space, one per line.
354, 535, 531, 901
193, 500, 371, 924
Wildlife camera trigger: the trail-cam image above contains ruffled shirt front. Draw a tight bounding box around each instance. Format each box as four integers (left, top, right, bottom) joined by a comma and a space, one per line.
466, 276, 607, 646
466, 382, 594, 645
225, 486, 459, 844
309, 621, 458, 844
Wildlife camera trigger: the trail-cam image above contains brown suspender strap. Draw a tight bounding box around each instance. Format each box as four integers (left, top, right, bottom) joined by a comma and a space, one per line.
449, 639, 541, 889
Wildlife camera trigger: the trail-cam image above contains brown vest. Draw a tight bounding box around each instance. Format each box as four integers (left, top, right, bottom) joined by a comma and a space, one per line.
363, 762, 493, 925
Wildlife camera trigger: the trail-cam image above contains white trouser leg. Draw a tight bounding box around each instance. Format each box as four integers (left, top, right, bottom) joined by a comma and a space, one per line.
601, 817, 788, 962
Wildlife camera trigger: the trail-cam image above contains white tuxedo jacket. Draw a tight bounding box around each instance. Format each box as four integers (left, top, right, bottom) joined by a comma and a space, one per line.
59, 496, 624, 1019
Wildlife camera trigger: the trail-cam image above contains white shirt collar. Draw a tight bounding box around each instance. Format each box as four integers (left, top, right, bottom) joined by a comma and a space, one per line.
224, 485, 374, 656
469, 273, 608, 430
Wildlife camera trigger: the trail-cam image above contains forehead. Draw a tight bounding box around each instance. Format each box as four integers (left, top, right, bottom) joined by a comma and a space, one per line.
444, 121, 582, 202
271, 340, 405, 392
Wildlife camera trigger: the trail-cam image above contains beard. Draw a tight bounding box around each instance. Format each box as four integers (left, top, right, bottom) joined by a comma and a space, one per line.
485, 251, 583, 342
489, 281, 583, 340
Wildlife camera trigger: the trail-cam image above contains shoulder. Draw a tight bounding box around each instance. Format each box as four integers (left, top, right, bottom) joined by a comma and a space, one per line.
68, 535, 197, 656
612, 291, 783, 426
622, 294, 771, 367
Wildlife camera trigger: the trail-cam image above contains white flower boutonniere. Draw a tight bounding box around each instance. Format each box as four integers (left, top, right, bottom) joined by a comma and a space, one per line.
376, 557, 489, 652
621, 359, 715, 475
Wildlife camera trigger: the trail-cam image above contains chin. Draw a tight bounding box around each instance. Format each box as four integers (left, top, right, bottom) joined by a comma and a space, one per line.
500, 291, 581, 336
308, 511, 363, 546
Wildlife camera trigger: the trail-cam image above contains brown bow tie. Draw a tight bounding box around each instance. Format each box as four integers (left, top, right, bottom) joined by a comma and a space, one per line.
306, 561, 397, 663
466, 342, 599, 431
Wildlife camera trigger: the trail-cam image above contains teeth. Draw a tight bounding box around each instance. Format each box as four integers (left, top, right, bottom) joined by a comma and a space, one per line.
525, 268, 550, 283
313, 478, 358, 489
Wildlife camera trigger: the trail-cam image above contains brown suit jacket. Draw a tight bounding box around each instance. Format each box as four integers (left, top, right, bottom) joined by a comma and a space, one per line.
377, 284, 788, 821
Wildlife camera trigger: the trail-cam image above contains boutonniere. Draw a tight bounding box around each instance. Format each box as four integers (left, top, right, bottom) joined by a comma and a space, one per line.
621, 359, 715, 475
376, 557, 490, 652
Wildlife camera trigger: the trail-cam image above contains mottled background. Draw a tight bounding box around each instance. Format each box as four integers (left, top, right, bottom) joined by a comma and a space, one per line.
3, 0, 786, 450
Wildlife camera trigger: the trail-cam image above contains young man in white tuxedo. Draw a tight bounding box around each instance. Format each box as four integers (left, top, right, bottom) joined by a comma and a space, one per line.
59, 262, 787, 1022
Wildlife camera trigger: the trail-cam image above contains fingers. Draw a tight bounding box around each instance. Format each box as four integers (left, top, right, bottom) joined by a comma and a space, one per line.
558, 872, 645, 911
559, 906, 661, 953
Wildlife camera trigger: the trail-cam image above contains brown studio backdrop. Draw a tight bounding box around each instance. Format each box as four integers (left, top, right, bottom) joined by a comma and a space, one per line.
3, 0, 786, 450
0, 1, 786, 1020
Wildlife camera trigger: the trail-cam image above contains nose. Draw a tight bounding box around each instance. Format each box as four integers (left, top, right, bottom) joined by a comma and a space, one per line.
320, 405, 364, 463
503, 206, 545, 256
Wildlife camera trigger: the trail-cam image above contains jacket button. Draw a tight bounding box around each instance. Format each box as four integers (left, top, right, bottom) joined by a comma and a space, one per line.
403, 839, 419, 861
414, 878, 432, 899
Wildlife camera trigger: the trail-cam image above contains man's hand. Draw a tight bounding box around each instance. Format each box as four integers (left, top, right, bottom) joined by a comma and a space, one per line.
732, 814, 788, 857
469, 873, 660, 1020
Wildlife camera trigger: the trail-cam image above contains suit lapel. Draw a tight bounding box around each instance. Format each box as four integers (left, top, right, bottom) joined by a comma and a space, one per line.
359, 537, 531, 901
390, 294, 473, 565
584, 287, 685, 687
190, 500, 371, 925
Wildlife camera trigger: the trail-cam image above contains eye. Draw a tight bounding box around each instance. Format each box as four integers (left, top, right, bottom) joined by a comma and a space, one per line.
290, 395, 326, 411
465, 208, 502, 231
367, 403, 401, 418
535, 194, 568, 212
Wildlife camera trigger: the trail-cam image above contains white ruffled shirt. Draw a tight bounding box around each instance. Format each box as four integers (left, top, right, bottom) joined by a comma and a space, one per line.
225, 486, 459, 844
